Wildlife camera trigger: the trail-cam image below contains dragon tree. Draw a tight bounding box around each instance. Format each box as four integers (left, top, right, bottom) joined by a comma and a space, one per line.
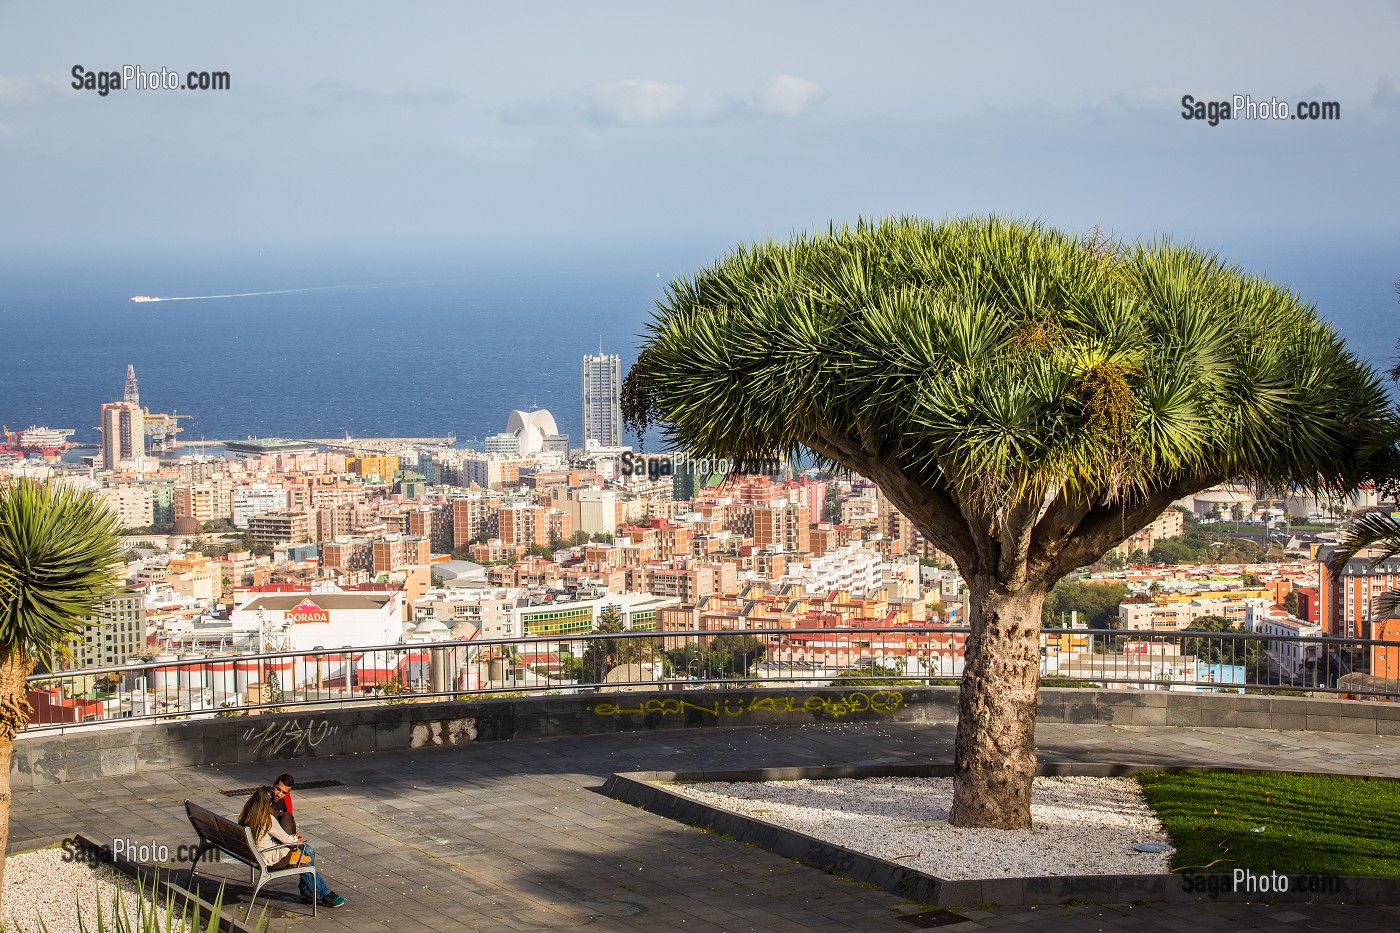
621, 216, 1397, 829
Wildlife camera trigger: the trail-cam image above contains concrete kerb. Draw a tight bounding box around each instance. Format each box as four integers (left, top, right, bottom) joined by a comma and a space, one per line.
72, 832, 262, 933
600, 764, 1400, 908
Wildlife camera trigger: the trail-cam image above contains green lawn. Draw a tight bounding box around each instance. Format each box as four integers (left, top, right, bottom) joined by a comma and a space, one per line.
1136, 770, 1400, 876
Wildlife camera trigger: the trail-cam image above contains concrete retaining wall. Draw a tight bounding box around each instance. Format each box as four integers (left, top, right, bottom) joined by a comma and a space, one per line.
13, 686, 1400, 788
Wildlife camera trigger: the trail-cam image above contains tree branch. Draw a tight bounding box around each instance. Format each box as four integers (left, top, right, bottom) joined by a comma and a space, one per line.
1042, 475, 1220, 580
806, 431, 979, 570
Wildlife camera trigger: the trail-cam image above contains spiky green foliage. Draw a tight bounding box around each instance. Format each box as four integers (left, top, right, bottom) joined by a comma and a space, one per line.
0, 479, 125, 655
1331, 512, 1400, 620
624, 216, 1397, 577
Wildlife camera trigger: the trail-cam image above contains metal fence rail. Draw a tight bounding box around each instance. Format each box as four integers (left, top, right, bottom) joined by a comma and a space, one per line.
21, 625, 1400, 732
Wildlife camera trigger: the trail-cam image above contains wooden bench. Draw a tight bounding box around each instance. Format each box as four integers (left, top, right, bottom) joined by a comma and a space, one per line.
185, 799, 319, 920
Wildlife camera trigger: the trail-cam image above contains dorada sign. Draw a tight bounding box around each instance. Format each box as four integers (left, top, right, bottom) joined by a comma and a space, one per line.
286, 598, 330, 624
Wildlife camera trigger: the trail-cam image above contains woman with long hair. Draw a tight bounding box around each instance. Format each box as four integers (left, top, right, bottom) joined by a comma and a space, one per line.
238, 786, 345, 908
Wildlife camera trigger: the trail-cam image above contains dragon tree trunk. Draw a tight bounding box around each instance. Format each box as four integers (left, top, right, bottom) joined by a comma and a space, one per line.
949, 578, 1047, 829
0, 646, 32, 913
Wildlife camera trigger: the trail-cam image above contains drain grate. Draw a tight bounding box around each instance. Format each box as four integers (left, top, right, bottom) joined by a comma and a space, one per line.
898, 910, 971, 928
219, 779, 345, 797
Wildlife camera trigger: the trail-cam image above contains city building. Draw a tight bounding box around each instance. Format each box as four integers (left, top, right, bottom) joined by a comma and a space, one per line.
1317, 546, 1400, 638
552, 487, 620, 537
407, 502, 454, 552
174, 483, 220, 525
504, 408, 562, 456
345, 453, 399, 480
460, 454, 530, 489
97, 485, 154, 529
1245, 603, 1323, 681
322, 537, 373, 574
69, 588, 147, 669
247, 510, 314, 548
228, 589, 405, 653
231, 484, 291, 528
371, 534, 431, 576
582, 352, 622, 448
752, 499, 811, 554
497, 503, 571, 548
100, 401, 145, 470
484, 433, 522, 455
1119, 596, 1261, 631
1112, 507, 1187, 557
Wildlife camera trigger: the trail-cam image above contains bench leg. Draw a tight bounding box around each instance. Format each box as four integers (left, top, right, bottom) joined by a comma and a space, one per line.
188, 844, 203, 882
246, 873, 266, 924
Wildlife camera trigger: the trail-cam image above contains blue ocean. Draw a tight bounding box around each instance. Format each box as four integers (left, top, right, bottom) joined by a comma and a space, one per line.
0, 239, 1395, 449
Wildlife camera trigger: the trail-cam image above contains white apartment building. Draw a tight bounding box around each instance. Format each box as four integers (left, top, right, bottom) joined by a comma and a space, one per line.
231, 484, 291, 528
775, 542, 886, 597
1245, 604, 1323, 679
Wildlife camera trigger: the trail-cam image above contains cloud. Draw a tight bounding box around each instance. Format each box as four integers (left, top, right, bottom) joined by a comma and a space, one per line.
1373, 75, 1400, 111
753, 75, 826, 118
587, 79, 714, 125
521, 74, 827, 127
0, 72, 75, 107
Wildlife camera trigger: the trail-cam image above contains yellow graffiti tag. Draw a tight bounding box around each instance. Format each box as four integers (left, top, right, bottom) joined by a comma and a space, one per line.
590, 691, 904, 719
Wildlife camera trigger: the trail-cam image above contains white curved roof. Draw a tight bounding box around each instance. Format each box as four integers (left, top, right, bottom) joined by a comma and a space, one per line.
505, 408, 559, 454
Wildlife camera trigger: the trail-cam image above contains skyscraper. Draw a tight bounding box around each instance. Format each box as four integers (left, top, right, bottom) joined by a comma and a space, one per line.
581, 352, 622, 449
100, 366, 145, 470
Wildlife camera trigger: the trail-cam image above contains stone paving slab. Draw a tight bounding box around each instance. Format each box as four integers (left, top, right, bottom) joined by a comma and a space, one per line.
11, 720, 1400, 931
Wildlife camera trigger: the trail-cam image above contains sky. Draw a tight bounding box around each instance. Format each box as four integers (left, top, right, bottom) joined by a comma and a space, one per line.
1, 1, 1399, 259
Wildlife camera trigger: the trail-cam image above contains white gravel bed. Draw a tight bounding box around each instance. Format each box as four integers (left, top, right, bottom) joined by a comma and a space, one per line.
666, 775, 1174, 880
2, 847, 187, 933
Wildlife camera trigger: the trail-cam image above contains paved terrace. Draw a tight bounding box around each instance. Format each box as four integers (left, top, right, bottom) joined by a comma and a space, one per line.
12, 720, 1400, 932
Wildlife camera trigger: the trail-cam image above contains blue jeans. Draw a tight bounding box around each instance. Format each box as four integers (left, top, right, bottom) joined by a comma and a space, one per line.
295, 844, 331, 901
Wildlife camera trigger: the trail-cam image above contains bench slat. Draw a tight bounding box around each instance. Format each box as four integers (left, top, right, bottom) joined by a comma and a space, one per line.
185, 800, 262, 866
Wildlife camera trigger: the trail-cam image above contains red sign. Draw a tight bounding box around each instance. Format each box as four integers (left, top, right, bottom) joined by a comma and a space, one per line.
286, 598, 330, 625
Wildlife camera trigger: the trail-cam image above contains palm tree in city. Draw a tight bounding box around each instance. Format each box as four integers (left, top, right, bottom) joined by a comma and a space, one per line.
0, 479, 124, 907
622, 216, 1397, 828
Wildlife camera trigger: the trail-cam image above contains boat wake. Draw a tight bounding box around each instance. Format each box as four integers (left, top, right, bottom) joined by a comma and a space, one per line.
130, 283, 388, 303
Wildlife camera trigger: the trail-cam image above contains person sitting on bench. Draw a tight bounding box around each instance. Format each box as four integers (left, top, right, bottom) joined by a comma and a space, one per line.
238, 786, 346, 909
271, 772, 297, 835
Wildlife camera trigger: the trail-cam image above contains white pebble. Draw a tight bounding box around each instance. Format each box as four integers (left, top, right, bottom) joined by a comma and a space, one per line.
666, 776, 1173, 880
2, 848, 187, 933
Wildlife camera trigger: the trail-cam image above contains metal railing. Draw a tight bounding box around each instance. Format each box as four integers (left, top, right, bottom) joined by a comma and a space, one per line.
21, 625, 1400, 733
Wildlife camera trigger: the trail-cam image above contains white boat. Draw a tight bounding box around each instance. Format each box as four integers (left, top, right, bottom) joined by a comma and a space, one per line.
130, 295, 157, 302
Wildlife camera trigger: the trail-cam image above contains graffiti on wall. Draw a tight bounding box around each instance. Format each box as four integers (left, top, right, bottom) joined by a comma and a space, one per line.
241, 718, 336, 757
590, 690, 905, 720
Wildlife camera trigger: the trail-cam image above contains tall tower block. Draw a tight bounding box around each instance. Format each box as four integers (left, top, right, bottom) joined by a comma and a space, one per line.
581, 352, 622, 448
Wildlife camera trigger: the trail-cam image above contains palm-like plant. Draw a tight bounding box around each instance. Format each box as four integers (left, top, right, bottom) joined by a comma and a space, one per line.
1330, 512, 1400, 621
0, 479, 124, 908
622, 216, 1398, 828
